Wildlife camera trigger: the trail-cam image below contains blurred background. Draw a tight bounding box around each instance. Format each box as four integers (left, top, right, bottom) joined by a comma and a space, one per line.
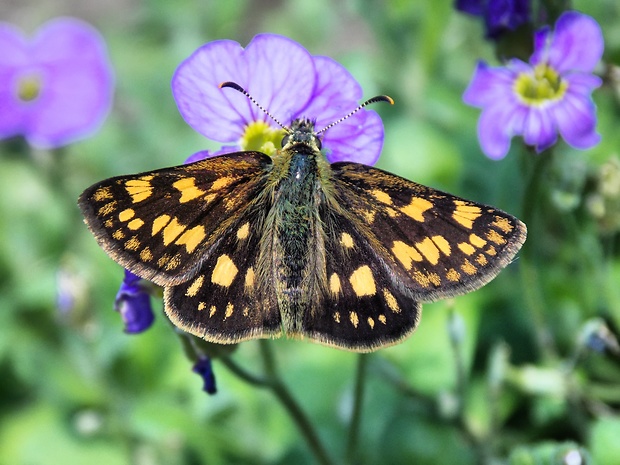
1, 0, 620, 464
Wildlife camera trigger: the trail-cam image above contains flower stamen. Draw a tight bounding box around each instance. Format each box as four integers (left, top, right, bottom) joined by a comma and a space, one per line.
17, 74, 42, 102
240, 121, 286, 156
514, 64, 568, 106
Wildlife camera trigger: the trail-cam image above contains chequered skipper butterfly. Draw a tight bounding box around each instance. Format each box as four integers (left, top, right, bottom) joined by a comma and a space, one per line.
79, 85, 526, 352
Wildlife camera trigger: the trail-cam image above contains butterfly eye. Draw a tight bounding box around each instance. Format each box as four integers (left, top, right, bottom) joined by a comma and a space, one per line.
281, 135, 290, 147
315, 137, 322, 150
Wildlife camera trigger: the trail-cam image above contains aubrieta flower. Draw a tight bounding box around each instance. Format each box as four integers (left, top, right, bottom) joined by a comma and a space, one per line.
0, 18, 114, 149
463, 11, 603, 159
172, 33, 385, 165
114, 270, 155, 333
456, 0, 530, 39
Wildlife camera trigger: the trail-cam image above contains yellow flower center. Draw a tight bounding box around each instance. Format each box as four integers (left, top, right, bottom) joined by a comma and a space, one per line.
514, 64, 568, 106
240, 120, 286, 156
17, 74, 42, 102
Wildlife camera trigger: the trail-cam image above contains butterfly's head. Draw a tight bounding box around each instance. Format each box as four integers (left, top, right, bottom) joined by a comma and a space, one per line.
282, 118, 322, 151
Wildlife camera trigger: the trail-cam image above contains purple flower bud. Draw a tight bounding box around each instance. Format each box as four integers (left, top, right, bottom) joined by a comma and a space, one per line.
192, 356, 217, 395
456, 0, 530, 39
114, 270, 155, 333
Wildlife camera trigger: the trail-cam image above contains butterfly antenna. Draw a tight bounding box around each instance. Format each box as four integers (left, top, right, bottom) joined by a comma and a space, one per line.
219, 81, 289, 132
315, 95, 394, 135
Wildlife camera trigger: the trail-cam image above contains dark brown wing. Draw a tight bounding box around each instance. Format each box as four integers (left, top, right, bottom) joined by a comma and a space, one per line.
78, 152, 272, 286
300, 161, 526, 352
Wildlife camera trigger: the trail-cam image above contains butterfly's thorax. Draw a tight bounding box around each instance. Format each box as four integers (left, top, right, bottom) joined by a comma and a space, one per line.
265, 120, 330, 335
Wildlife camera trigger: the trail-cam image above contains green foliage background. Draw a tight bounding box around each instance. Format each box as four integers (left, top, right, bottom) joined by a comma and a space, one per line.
1, 1, 620, 464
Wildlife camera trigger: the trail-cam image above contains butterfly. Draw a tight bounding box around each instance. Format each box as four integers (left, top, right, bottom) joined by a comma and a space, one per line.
78, 86, 526, 352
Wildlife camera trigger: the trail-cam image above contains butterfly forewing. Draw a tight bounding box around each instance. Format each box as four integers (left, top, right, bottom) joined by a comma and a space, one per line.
78, 152, 272, 286
330, 162, 527, 301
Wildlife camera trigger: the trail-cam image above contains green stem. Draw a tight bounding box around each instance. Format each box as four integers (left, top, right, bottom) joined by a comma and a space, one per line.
217, 341, 334, 464
448, 310, 493, 464
258, 340, 335, 465
374, 358, 435, 409
518, 255, 556, 360
345, 352, 369, 465
219, 354, 270, 387
448, 310, 467, 420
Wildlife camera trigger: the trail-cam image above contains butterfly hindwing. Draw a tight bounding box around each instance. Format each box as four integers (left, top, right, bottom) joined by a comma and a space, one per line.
302, 204, 422, 351
330, 162, 527, 302
164, 204, 282, 344
78, 152, 272, 286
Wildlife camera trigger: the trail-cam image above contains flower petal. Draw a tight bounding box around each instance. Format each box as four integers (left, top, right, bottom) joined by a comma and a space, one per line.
295, 55, 384, 164
242, 34, 316, 125
463, 61, 519, 108
564, 72, 602, 93
531, 25, 551, 64
522, 107, 557, 152
25, 18, 114, 149
299, 56, 363, 126
0, 23, 29, 139
476, 101, 526, 159
183, 146, 239, 164
172, 40, 248, 142
551, 93, 600, 150
172, 34, 316, 142
323, 110, 385, 164
532, 12, 603, 73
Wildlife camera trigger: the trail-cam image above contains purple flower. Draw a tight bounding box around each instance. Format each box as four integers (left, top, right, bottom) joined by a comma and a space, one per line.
172, 33, 384, 165
192, 356, 217, 395
463, 11, 603, 159
456, 0, 530, 38
0, 18, 114, 149
114, 270, 155, 334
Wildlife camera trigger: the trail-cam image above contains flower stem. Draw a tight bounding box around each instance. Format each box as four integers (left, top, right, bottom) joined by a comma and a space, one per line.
345, 352, 369, 465
219, 341, 334, 464
448, 311, 467, 420
218, 353, 269, 387
448, 310, 494, 463
258, 340, 335, 465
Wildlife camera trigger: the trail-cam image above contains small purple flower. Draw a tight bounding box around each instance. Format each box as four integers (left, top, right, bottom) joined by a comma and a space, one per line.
456, 0, 530, 39
114, 270, 155, 333
0, 18, 114, 149
172, 33, 384, 165
192, 356, 217, 395
463, 11, 603, 159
